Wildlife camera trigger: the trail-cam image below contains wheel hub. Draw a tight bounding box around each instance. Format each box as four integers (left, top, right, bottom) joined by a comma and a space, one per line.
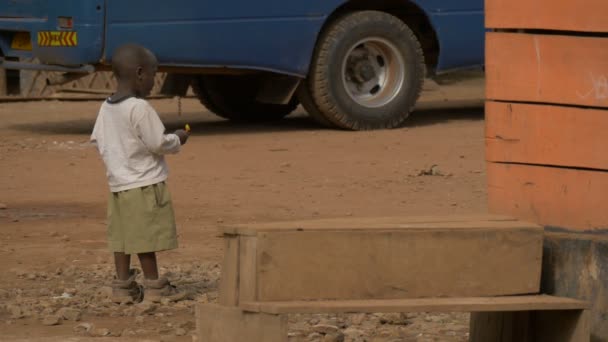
342, 38, 405, 108
353, 61, 376, 83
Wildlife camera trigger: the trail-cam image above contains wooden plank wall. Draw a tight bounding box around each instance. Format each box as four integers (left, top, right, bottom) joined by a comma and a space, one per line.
485, 1, 608, 231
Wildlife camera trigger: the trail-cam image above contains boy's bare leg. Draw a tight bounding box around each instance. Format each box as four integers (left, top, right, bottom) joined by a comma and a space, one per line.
138, 252, 159, 280
114, 252, 131, 280
112, 252, 143, 303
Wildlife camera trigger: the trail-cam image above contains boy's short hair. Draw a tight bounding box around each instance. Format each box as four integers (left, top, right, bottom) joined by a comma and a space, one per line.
111, 44, 157, 80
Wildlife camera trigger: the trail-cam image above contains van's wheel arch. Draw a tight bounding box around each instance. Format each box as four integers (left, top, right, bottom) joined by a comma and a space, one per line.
193, 75, 298, 121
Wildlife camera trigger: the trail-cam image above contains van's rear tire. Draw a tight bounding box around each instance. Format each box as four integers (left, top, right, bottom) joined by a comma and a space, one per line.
301, 11, 425, 130
193, 75, 298, 121
296, 82, 334, 127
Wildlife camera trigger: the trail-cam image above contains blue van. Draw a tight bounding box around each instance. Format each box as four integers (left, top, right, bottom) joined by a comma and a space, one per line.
0, 0, 484, 129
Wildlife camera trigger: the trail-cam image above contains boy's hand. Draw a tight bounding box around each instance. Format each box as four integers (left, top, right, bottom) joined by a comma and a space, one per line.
174, 129, 189, 145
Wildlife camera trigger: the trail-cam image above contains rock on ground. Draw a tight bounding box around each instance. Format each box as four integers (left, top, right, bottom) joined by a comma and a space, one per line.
42, 315, 62, 326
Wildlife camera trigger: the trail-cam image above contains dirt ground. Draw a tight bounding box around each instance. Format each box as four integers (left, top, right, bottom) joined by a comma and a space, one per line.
0, 73, 486, 341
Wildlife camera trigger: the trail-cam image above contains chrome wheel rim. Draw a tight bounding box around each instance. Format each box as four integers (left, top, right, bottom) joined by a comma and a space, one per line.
342, 37, 405, 108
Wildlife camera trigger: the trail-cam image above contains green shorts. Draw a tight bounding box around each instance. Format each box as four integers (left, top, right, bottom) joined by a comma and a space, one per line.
107, 182, 178, 255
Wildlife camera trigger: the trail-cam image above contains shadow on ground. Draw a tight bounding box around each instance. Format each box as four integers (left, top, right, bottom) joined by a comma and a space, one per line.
9, 103, 484, 136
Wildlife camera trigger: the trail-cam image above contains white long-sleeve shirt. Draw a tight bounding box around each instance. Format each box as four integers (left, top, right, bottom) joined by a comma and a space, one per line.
91, 97, 181, 192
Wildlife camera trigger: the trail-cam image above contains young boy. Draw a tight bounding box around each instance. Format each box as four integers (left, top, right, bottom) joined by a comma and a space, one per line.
91, 44, 189, 303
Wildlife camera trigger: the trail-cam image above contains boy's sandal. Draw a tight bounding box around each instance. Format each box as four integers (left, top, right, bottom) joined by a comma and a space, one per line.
144, 277, 188, 303
111, 269, 144, 304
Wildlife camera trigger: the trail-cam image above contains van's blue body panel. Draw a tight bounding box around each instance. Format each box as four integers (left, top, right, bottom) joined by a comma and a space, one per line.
0, 0, 484, 76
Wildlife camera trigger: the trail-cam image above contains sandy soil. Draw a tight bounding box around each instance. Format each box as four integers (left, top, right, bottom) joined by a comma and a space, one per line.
0, 73, 486, 341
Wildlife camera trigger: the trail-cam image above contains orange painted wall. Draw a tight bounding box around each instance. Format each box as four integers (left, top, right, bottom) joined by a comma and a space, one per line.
486, 102, 608, 170
487, 163, 608, 231
486, 12, 608, 232
486, 0, 608, 32
486, 32, 608, 109
485, 2, 608, 336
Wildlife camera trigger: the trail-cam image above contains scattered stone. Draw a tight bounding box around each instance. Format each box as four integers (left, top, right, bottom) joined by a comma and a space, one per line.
343, 327, 364, 339
60, 235, 70, 242
64, 288, 77, 296
98, 286, 112, 299
40, 301, 56, 309
8, 305, 25, 319
323, 333, 345, 342
0, 203, 7, 210
53, 292, 73, 299
308, 332, 323, 339
376, 327, 396, 338
160, 336, 175, 342
313, 324, 339, 335
42, 315, 62, 326
179, 321, 195, 331
26, 273, 37, 280
158, 325, 174, 335
379, 313, 411, 325
122, 328, 136, 336
160, 297, 172, 305
6, 263, 476, 340
196, 293, 209, 303
404, 313, 417, 319
417, 165, 444, 176
351, 313, 366, 325
74, 322, 94, 335
64, 266, 77, 277
57, 307, 81, 321
92, 328, 111, 337
50, 231, 59, 237
14, 269, 27, 278
308, 318, 320, 325
424, 315, 443, 323
38, 307, 54, 316
136, 303, 157, 315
